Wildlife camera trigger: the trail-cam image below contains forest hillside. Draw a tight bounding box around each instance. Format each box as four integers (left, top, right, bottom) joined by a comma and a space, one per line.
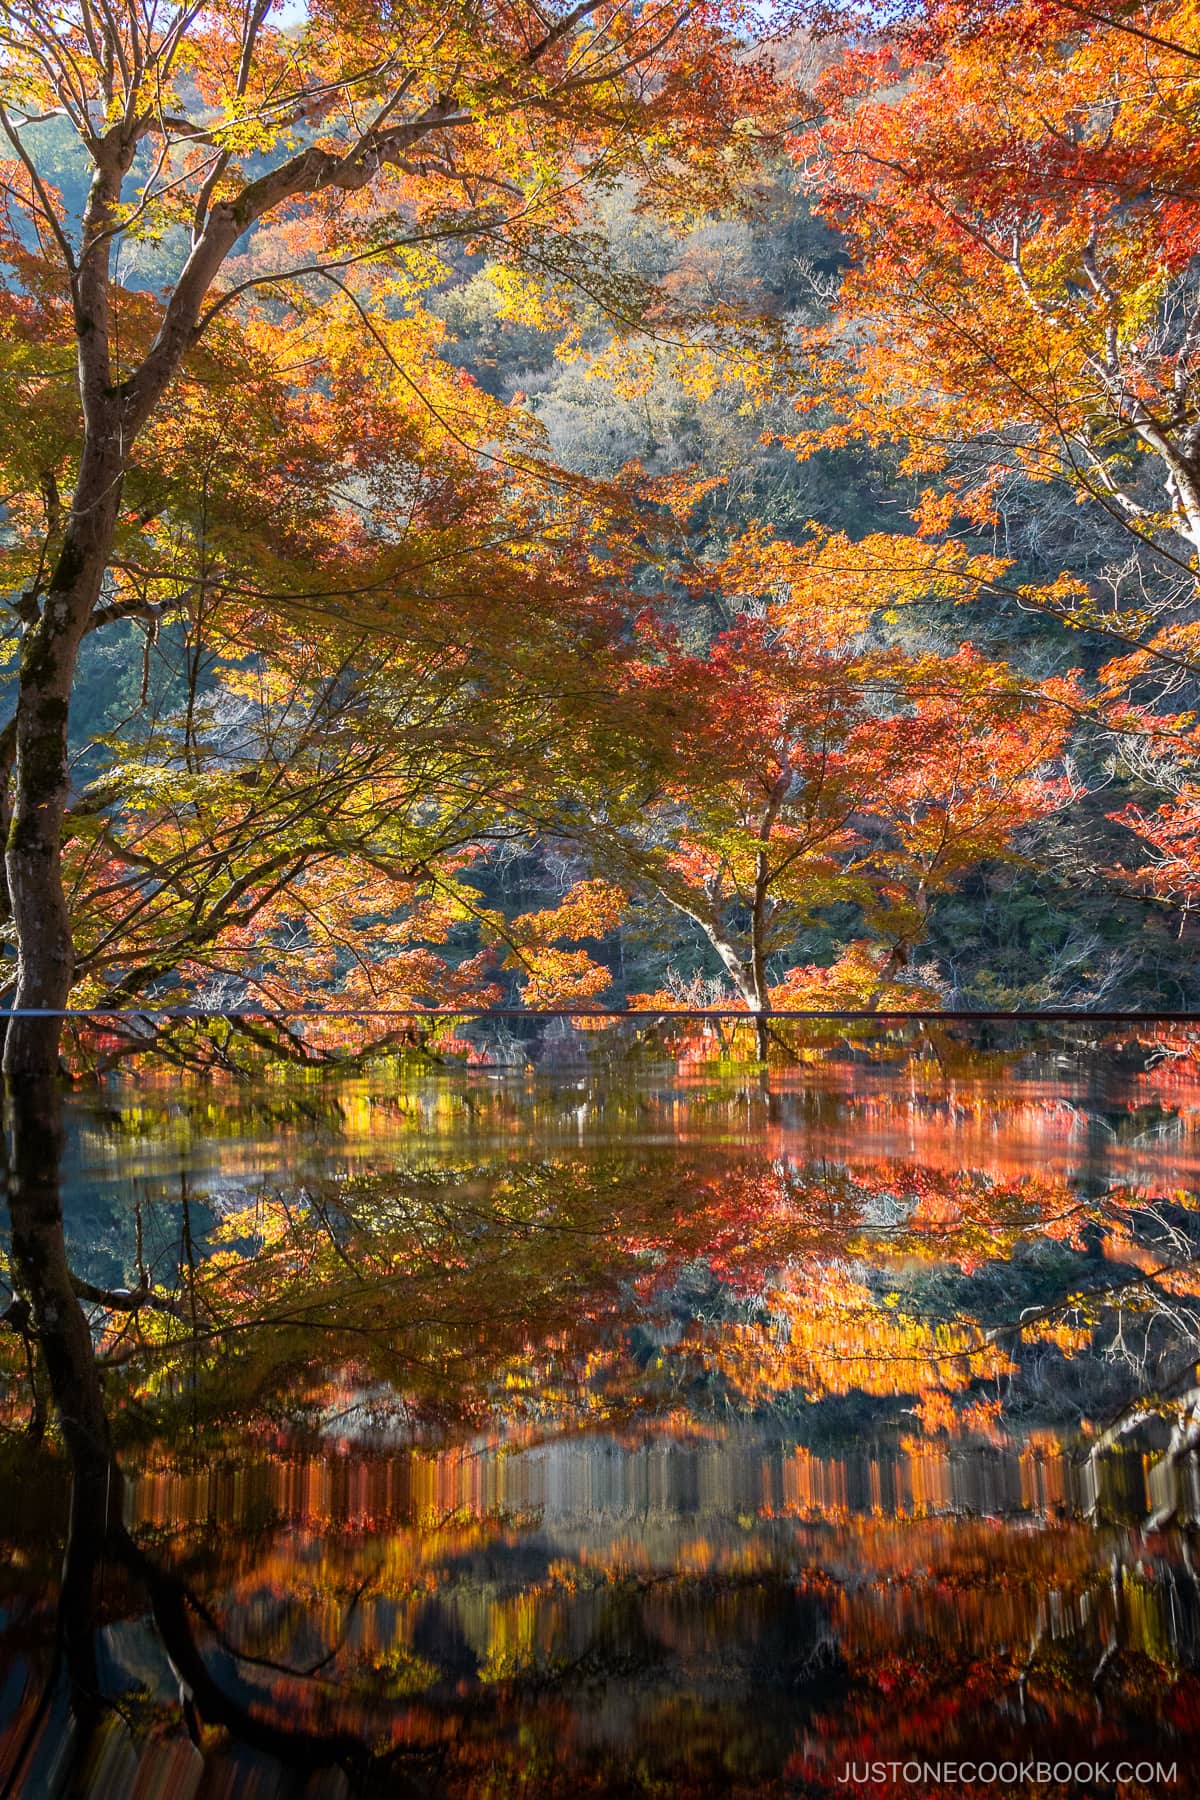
1, 0, 1197, 1054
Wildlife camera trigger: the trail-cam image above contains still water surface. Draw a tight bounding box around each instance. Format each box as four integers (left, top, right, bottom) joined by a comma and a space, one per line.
2, 1023, 1200, 1795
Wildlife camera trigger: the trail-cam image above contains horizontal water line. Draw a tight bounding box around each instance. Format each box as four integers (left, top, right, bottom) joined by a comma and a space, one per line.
2, 1007, 1199, 1023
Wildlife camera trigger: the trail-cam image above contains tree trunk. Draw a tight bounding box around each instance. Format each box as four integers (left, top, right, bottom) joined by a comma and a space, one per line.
750, 847, 771, 1060
708, 934, 768, 1053
4, 434, 124, 1075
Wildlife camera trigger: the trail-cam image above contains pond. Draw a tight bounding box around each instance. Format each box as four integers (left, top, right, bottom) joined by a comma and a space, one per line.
1, 1019, 1199, 1796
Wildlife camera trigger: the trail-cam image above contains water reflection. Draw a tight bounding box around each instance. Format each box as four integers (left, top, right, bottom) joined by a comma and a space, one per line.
3, 1028, 1200, 1793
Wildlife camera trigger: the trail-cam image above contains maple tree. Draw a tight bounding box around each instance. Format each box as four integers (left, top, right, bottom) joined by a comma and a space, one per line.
579, 529, 1078, 1039
796, 0, 1200, 947
0, 0, 794, 1071
59, 447, 645, 1017
799, 0, 1200, 578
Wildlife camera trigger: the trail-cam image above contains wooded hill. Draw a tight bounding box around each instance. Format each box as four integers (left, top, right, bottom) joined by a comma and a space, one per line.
2, 0, 1198, 1053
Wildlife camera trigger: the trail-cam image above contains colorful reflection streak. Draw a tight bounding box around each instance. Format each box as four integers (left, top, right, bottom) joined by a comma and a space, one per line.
3, 1028, 1200, 1794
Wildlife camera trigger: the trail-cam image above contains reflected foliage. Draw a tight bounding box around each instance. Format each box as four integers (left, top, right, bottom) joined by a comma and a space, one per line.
4, 1031, 1200, 1791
